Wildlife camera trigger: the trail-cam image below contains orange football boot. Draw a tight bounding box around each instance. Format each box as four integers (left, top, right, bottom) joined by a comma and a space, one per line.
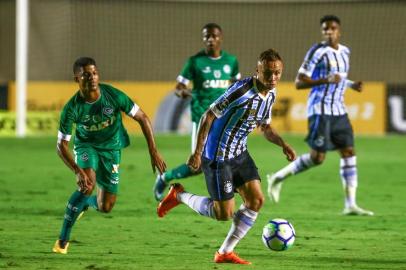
214, 251, 251, 265
157, 183, 184, 218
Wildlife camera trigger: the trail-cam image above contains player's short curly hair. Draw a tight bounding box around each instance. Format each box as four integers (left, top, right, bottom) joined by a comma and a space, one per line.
258, 48, 283, 63
73, 57, 96, 74
320, 15, 341, 25
202, 22, 222, 33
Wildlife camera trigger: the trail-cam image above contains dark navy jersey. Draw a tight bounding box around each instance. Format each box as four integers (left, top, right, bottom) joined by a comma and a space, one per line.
203, 77, 276, 161
298, 42, 351, 116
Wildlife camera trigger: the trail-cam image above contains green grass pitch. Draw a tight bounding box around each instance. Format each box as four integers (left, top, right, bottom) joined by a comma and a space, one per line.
0, 134, 405, 269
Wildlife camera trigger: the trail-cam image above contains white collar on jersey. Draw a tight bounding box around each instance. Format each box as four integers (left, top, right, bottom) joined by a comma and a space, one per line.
208, 55, 222, 60
321, 41, 342, 52
253, 77, 275, 100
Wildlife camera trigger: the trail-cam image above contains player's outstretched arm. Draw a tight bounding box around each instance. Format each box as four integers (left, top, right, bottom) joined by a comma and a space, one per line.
260, 124, 296, 162
133, 109, 167, 174
295, 73, 341, 89
56, 140, 91, 192
187, 109, 216, 171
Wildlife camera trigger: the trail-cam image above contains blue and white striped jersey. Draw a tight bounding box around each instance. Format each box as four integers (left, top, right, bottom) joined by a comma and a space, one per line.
298, 42, 351, 116
203, 77, 276, 161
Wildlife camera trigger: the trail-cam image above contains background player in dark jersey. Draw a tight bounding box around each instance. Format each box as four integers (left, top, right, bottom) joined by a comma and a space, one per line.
267, 15, 374, 216
53, 57, 167, 254
153, 23, 240, 201
157, 49, 296, 264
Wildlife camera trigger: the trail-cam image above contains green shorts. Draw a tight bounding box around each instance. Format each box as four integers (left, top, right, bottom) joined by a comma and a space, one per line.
74, 146, 121, 194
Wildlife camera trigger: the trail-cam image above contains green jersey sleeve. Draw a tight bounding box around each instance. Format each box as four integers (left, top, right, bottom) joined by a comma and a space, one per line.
58, 98, 77, 141
105, 84, 139, 117
231, 58, 241, 79
117, 91, 139, 117
177, 57, 194, 85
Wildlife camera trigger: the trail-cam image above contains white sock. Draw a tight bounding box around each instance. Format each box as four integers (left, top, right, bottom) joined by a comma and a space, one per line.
218, 204, 258, 254
274, 153, 314, 181
177, 192, 215, 219
340, 156, 358, 208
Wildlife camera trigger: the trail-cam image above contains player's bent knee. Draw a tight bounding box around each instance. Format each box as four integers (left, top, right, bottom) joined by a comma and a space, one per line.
83, 186, 95, 196
245, 196, 264, 212
99, 202, 115, 213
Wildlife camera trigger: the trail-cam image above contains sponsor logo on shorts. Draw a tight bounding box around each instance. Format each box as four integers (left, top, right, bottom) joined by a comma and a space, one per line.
112, 164, 120, 174
314, 136, 325, 147
110, 177, 119, 185
80, 152, 89, 161
224, 181, 233, 193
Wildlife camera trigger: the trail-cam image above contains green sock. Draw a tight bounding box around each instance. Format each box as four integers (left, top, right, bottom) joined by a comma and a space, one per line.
164, 163, 193, 182
86, 195, 99, 211
59, 190, 89, 242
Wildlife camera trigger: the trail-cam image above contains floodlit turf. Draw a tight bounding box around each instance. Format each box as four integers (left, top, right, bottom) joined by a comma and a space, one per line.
0, 134, 405, 269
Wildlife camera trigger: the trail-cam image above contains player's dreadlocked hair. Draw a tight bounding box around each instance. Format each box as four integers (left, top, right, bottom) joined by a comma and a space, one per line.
258, 48, 283, 63
320, 15, 341, 25
202, 22, 222, 33
73, 57, 97, 74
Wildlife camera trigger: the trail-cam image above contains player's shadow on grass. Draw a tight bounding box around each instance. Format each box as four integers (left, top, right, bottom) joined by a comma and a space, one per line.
2, 207, 64, 216
302, 255, 406, 266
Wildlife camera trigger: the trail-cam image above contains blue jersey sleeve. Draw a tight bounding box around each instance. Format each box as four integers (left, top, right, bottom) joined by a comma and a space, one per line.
298, 43, 324, 77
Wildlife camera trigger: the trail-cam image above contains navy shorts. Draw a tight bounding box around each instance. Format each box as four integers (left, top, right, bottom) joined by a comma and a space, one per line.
306, 114, 354, 152
201, 151, 261, 201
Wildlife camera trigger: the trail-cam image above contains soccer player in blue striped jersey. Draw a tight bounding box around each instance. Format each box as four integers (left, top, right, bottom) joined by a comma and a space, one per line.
157, 49, 296, 264
267, 15, 374, 216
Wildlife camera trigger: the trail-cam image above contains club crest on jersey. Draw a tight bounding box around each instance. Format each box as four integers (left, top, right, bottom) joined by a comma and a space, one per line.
224, 181, 233, 193
103, 107, 114, 115
223, 64, 231, 74
214, 70, 222, 79
314, 136, 325, 147
80, 152, 89, 161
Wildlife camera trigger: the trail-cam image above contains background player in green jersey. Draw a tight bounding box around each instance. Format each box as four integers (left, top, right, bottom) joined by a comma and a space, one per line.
153, 23, 241, 201
53, 57, 167, 254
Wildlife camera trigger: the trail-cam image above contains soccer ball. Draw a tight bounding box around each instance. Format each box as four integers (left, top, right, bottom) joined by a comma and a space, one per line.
262, 218, 295, 251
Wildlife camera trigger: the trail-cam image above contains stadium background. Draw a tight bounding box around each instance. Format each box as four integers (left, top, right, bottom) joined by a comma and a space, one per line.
0, 0, 405, 136
0, 1, 406, 269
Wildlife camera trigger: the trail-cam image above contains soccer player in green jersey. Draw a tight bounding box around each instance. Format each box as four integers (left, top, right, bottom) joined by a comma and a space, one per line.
153, 23, 241, 201
52, 57, 167, 254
